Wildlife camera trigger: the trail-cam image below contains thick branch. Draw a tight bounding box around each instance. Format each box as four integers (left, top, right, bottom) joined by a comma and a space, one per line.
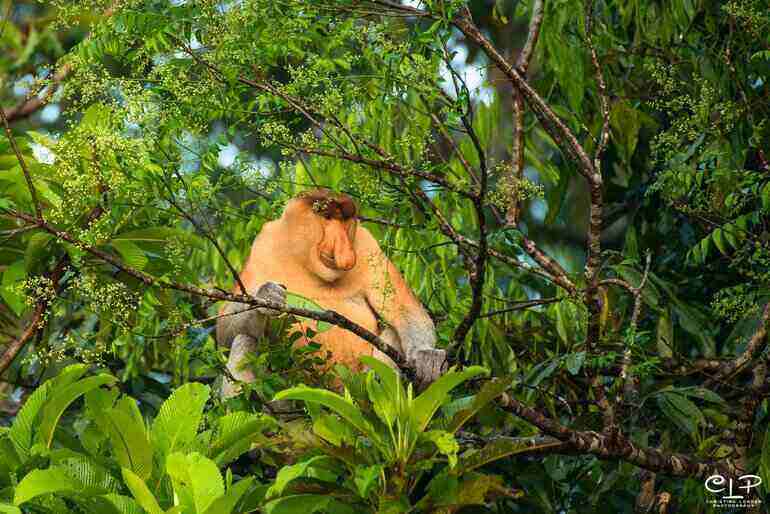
0, 257, 68, 376
8, 210, 405, 367
0, 304, 46, 376
499, 392, 736, 479
712, 302, 770, 382
2, 65, 70, 123
516, 0, 546, 73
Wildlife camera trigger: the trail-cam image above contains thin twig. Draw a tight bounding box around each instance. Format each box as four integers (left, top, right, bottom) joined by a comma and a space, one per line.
479, 297, 562, 318
0, 107, 43, 221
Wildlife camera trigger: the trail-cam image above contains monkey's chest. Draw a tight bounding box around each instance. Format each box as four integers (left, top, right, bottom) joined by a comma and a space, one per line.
291, 294, 381, 370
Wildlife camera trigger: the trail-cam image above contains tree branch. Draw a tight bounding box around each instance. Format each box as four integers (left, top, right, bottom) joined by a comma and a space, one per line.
499, 392, 737, 480
8, 209, 406, 368
0, 107, 44, 221
508, 0, 545, 225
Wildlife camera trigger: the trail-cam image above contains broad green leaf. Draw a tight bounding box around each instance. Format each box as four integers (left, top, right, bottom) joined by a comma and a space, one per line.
266, 456, 336, 499
312, 413, 355, 447
202, 477, 255, 514
457, 436, 564, 472
447, 378, 510, 433
360, 356, 400, 402
712, 228, 727, 255
151, 383, 210, 458
209, 412, 276, 466
564, 352, 586, 375
9, 382, 49, 460
92, 396, 153, 480
97, 494, 144, 514
111, 240, 149, 271
657, 308, 674, 358
0, 504, 21, 514
14, 467, 77, 505
263, 494, 331, 514
353, 465, 381, 499
1, 260, 27, 317
412, 366, 488, 431
657, 392, 703, 439
166, 452, 224, 514
121, 468, 163, 514
423, 430, 459, 468
58, 456, 120, 495
36, 374, 116, 448
274, 387, 377, 441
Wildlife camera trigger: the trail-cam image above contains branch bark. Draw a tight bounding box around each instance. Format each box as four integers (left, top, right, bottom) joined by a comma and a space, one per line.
499, 391, 737, 480
508, 0, 545, 225
8, 209, 406, 368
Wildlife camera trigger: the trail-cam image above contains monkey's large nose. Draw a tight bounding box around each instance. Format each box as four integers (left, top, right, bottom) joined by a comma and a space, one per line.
334, 247, 356, 271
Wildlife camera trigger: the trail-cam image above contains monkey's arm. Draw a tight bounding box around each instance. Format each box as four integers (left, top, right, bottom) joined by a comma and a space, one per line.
216, 282, 286, 397
360, 232, 446, 383
216, 281, 287, 347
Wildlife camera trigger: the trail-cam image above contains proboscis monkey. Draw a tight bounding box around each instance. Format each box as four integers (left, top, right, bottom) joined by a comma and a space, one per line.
216, 189, 446, 396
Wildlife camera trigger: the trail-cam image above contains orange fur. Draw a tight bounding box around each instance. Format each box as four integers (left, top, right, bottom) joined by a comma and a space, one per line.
218, 189, 437, 377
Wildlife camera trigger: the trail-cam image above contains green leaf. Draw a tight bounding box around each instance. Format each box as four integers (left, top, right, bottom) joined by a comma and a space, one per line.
202, 477, 255, 514
121, 468, 163, 514
657, 392, 703, 439
14, 467, 78, 505
353, 465, 381, 499
0, 504, 21, 514
263, 494, 331, 514
166, 452, 224, 514
151, 383, 210, 458
412, 366, 488, 431
266, 456, 336, 499
360, 355, 400, 402
36, 373, 116, 448
564, 352, 586, 375
447, 378, 510, 433
285, 292, 331, 332
9, 382, 49, 460
111, 240, 149, 271
89, 394, 153, 480
457, 436, 564, 472
656, 308, 674, 358
274, 387, 377, 442
1, 260, 27, 317
58, 456, 120, 495
312, 413, 355, 447
712, 228, 727, 255
98, 494, 144, 514
209, 412, 276, 466
423, 430, 459, 468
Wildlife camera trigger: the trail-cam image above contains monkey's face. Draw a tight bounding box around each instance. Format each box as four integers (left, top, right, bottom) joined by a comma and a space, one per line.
288, 191, 359, 283
310, 214, 357, 283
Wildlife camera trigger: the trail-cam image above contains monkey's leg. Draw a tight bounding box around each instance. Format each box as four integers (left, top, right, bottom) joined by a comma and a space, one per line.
222, 334, 258, 398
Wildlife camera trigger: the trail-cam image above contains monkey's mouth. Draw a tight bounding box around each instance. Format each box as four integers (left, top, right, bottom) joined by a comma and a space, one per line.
319, 252, 340, 270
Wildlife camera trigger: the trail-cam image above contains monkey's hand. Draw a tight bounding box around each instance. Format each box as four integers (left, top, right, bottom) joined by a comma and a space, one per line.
253, 281, 287, 316
412, 348, 447, 387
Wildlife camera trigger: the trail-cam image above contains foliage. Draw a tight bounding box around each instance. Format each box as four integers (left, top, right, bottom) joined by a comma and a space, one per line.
0, 366, 275, 513
1, 0, 769, 512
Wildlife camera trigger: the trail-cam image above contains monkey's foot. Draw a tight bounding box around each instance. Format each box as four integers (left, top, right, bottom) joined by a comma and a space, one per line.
413, 348, 448, 386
